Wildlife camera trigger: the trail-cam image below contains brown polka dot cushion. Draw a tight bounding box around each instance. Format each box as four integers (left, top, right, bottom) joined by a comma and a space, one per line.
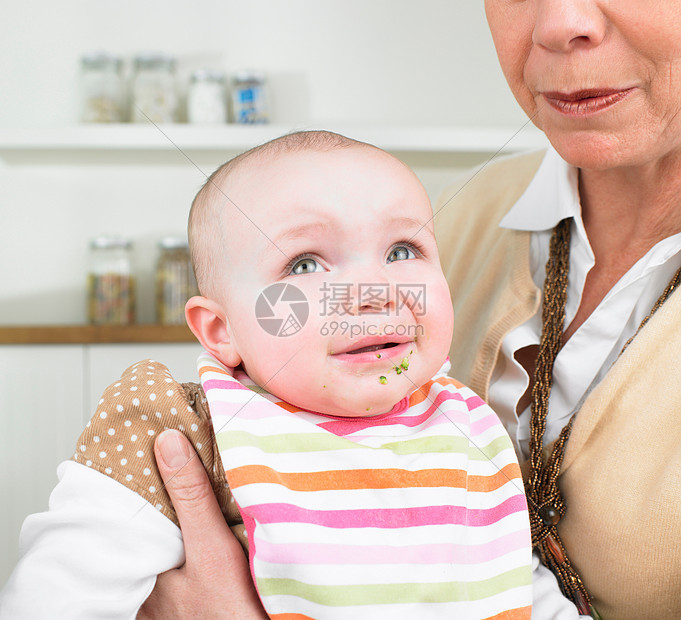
70, 359, 247, 552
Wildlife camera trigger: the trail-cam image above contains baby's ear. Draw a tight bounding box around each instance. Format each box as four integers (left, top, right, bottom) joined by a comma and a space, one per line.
185, 296, 242, 368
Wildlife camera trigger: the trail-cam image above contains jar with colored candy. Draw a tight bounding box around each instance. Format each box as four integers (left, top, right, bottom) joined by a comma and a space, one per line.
87, 235, 135, 325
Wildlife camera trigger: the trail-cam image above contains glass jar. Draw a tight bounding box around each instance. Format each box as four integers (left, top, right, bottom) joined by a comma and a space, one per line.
131, 53, 178, 123
231, 71, 270, 124
80, 53, 125, 123
187, 69, 227, 124
87, 236, 135, 325
155, 237, 198, 325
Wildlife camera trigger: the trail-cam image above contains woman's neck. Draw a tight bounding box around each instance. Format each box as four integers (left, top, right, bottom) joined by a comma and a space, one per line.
581, 157, 681, 261
563, 157, 681, 342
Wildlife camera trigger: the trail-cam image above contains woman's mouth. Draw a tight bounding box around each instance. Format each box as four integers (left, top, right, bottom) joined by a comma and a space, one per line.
541, 88, 634, 116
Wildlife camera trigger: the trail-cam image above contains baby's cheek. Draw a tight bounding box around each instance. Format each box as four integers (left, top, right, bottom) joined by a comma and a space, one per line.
425, 284, 454, 337
258, 337, 317, 386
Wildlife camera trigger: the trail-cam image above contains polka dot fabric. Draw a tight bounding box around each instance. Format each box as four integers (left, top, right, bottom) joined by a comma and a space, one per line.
70, 359, 247, 552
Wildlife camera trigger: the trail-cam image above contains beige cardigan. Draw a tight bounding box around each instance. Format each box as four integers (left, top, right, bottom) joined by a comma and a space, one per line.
434, 151, 681, 619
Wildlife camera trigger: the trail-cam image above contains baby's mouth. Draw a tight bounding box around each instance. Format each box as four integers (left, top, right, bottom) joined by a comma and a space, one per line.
346, 342, 400, 355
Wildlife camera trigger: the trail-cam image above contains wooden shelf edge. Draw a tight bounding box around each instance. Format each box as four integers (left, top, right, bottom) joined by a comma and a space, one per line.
0, 325, 197, 345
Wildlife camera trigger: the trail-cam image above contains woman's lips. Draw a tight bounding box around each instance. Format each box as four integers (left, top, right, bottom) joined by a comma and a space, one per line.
541, 88, 634, 116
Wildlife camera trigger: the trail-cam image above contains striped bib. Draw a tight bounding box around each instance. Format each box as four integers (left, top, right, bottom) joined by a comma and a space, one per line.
199, 352, 532, 619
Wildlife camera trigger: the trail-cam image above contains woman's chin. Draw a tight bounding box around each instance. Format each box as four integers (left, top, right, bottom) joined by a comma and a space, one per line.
544, 129, 633, 171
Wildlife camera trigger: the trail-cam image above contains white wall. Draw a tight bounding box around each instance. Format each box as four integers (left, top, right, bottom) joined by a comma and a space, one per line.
0, 1, 532, 325
1, 1, 523, 128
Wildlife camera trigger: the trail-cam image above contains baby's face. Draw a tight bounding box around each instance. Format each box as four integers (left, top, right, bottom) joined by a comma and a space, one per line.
215, 146, 454, 417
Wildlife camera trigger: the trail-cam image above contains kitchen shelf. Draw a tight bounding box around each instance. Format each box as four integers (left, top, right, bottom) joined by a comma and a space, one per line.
0, 324, 196, 345
0, 123, 549, 163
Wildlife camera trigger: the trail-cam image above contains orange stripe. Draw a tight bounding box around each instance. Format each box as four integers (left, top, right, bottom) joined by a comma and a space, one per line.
404, 375, 462, 408
228, 464, 521, 493
226, 464, 517, 493
438, 375, 464, 389
198, 364, 230, 377
227, 465, 467, 490
468, 463, 522, 493
277, 401, 303, 413
483, 606, 532, 620
269, 614, 315, 620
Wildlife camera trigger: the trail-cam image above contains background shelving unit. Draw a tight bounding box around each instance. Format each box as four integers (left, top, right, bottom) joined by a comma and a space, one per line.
0, 123, 549, 163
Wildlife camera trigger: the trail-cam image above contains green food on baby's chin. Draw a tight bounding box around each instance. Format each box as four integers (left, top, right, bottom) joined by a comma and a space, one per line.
379, 375, 388, 384
390, 355, 411, 375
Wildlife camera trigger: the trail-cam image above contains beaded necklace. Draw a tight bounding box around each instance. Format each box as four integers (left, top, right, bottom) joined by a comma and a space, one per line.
525, 218, 681, 619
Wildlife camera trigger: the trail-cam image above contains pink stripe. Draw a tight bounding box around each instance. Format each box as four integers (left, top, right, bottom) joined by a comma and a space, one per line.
465, 394, 486, 411
253, 529, 529, 565
204, 378, 251, 392
246, 495, 526, 529
419, 409, 470, 431
208, 399, 279, 420
319, 390, 463, 436
470, 411, 504, 435
342, 411, 470, 443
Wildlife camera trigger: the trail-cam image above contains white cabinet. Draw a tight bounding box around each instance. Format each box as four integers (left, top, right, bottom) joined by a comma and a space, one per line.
0, 346, 84, 587
0, 342, 202, 586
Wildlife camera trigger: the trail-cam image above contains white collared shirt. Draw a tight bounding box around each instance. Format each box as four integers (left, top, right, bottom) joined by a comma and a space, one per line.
488, 147, 681, 460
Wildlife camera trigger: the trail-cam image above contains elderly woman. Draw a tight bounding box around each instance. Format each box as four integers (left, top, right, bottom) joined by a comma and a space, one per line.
139, 1, 681, 619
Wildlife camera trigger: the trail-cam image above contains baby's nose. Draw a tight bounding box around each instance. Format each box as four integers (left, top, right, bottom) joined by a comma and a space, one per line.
355, 283, 394, 314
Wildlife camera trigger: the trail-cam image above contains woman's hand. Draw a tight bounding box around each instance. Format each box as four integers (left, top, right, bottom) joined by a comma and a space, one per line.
137, 430, 266, 619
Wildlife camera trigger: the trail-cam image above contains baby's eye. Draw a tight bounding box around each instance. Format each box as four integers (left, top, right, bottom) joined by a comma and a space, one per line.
290, 256, 324, 275
387, 245, 416, 263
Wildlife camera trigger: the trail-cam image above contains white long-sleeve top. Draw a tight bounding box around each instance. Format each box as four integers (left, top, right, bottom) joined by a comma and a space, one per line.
0, 461, 184, 619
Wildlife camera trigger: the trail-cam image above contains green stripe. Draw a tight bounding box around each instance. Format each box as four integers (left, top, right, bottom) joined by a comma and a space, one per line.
258, 566, 531, 605
383, 435, 510, 460
468, 436, 514, 461
380, 435, 470, 455
216, 431, 361, 453
217, 430, 511, 459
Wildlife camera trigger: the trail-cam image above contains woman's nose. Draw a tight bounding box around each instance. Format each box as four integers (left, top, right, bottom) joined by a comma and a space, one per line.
532, 0, 607, 53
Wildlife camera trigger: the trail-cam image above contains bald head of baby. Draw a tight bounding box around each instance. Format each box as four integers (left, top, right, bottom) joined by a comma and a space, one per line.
188, 130, 387, 299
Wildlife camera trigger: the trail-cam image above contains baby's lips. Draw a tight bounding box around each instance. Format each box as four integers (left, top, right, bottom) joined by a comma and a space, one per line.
333, 333, 414, 356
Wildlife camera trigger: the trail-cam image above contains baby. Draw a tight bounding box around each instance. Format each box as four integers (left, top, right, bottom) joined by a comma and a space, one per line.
0, 131, 531, 619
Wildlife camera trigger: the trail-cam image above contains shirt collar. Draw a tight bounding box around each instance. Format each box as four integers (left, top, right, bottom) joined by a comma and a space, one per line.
500, 146, 581, 232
